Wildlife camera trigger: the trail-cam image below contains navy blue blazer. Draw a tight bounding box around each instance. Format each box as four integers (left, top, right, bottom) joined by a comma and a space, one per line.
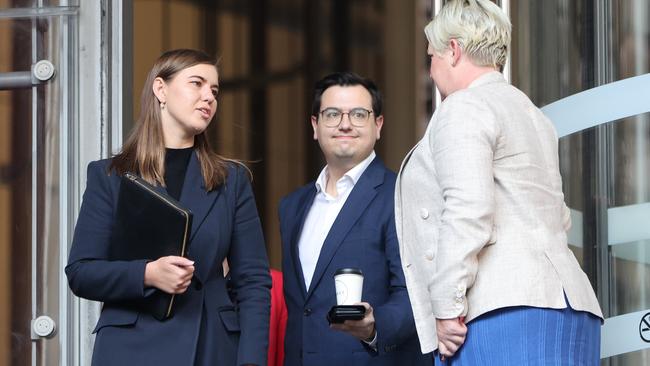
66, 153, 271, 366
279, 157, 430, 366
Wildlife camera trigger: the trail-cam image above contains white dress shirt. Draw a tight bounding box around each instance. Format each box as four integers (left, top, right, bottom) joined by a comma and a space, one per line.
298, 151, 376, 289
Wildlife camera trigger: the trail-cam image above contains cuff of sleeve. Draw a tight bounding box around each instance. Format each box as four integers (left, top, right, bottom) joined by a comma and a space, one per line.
362, 330, 378, 351
432, 284, 468, 319
134, 259, 150, 297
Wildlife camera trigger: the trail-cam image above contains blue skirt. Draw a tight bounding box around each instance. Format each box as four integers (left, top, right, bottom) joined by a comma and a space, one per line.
434, 304, 601, 366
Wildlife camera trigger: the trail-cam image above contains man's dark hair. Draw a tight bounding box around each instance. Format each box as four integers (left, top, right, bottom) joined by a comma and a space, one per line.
311, 72, 383, 117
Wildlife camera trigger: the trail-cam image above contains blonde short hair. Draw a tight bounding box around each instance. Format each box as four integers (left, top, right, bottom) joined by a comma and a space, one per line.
424, 0, 511, 69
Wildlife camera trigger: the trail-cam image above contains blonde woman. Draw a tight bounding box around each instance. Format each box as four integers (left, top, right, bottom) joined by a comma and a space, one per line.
395, 1, 603, 364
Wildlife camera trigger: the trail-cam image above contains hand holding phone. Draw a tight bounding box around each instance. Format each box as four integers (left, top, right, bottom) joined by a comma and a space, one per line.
327, 305, 366, 324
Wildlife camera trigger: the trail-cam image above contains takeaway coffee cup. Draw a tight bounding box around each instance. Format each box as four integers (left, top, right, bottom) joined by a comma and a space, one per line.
334, 268, 364, 305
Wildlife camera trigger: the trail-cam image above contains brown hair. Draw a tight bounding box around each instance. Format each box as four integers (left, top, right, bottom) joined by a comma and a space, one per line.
109, 49, 228, 191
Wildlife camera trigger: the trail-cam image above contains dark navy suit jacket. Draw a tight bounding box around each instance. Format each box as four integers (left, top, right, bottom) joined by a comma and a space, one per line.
279, 157, 430, 366
66, 153, 271, 366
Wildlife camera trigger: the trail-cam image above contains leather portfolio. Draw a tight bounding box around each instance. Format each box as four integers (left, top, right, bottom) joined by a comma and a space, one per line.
110, 172, 193, 320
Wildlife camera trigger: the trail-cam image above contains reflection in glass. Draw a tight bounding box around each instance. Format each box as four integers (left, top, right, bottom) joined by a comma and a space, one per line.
0, 88, 32, 365
0, 10, 67, 365
0, 15, 33, 365
607, 2, 650, 361
613, 0, 650, 80
607, 114, 650, 366
510, 0, 595, 108
511, 0, 650, 363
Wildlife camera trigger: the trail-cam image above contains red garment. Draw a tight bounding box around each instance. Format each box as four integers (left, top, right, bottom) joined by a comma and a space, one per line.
268, 269, 287, 366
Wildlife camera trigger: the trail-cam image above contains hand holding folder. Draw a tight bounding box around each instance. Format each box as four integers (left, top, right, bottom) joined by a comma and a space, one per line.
143, 256, 195, 294
110, 172, 193, 320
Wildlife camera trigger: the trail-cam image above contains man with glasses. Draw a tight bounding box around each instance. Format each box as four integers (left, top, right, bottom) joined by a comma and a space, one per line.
278, 72, 429, 366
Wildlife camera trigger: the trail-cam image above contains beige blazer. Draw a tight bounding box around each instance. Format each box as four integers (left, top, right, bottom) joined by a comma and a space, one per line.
395, 72, 603, 353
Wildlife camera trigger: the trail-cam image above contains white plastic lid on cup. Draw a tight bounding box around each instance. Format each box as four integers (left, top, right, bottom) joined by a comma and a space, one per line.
334, 268, 364, 305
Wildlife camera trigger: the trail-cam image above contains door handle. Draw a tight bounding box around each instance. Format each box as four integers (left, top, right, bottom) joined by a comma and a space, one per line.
0, 60, 55, 90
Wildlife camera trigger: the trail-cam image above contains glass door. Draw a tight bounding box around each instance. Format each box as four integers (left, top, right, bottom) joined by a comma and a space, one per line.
0, 1, 78, 365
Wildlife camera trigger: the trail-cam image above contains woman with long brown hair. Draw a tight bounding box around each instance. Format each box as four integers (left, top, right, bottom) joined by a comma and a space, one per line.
66, 49, 271, 366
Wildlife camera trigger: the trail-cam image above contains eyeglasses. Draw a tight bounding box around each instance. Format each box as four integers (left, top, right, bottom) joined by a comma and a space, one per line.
318, 107, 374, 127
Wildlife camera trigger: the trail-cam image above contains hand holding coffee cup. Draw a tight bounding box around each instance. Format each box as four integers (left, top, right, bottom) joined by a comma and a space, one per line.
334, 268, 364, 305
330, 268, 375, 341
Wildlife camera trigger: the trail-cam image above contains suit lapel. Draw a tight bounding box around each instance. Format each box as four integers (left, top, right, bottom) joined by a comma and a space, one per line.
290, 188, 317, 299
178, 152, 222, 282
305, 158, 384, 300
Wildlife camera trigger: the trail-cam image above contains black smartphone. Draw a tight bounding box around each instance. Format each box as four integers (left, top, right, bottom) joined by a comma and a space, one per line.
327, 305, 366, 324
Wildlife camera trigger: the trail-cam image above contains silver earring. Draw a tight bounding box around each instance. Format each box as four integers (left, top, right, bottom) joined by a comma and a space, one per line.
160, 101, 166, 110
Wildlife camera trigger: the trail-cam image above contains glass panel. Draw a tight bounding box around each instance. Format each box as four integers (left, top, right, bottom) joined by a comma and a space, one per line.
0, 0, 80, 10
607, 0, 650, 361
497, 0, 650, 362
560, 116, 650, 364
0, 120, 26, 350
610, 241, 650, 314
613, 0, 650, 80
0, 8, 73, 364
35, 13, 63, 366
609, 349, 650, 366
558, 126, 599, 283
510, 0, 595, 107
0, 15, 33, 366
0, 0, 37, 11
606, 113, 650, 365
610, 113, 650, 207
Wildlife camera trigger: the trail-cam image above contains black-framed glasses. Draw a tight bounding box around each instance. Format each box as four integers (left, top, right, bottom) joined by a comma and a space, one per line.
318, 107, 374, 127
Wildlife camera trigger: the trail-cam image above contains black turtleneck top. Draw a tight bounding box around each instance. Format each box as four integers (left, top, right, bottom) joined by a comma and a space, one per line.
164, 147, 194, 200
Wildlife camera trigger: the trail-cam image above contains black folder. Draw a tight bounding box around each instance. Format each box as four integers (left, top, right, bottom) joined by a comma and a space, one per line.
110, 172, 193, 320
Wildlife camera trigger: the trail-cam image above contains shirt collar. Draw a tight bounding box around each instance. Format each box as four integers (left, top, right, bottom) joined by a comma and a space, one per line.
314, 151, 376, 193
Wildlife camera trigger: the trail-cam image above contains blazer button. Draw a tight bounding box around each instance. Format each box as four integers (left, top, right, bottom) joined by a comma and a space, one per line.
303, 308, 312, 316
420, 208, 429, 219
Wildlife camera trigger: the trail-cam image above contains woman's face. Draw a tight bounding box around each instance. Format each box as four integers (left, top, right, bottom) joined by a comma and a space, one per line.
156, 63, 219, 147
